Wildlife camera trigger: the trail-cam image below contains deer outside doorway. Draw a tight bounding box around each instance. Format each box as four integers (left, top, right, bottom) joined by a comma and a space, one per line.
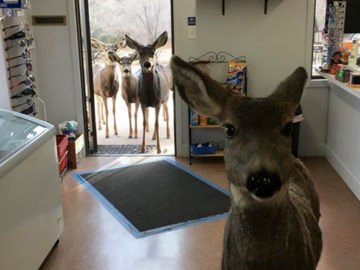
83, 0, 174, 155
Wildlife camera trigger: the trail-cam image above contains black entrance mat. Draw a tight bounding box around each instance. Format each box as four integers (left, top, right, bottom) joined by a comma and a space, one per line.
73, 158, 230, 238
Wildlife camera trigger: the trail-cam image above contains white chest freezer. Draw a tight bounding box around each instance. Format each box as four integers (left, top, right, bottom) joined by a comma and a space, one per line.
0, 109, 63, 270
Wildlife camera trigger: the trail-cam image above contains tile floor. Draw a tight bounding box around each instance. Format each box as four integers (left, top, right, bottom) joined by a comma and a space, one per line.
41, 157, 360, 270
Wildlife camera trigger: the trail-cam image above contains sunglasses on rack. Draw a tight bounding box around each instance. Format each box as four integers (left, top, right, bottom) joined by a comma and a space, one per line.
11, 88, 36, 99
10, 78, 33, 89
12, 98, 33, 109
4, 31, 26, 41
2, 22, 29, 32
8, 69, 32, 80
8, 61, 32, 71
6, 49, 31, 61
20, 103, 36, 116
5, 38, 33, 51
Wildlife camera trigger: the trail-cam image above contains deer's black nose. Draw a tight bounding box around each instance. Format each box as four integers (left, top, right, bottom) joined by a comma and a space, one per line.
144, 61, 151, 69
124, 69, 130, 73
246, 170, 281, 198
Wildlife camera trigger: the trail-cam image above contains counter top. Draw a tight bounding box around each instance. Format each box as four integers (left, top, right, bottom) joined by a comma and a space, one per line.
316, 69, 360, 99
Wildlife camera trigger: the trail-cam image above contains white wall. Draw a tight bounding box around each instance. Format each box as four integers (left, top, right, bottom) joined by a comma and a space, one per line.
30, 0, 82, 130
298, 83, 329, 156
173, 0, 329, 156
0, 37, 10, 110
25, 0, 329, 157
325, 84, 360, 200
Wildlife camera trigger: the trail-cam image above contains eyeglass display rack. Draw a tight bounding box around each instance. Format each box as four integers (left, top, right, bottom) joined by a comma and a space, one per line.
0, 7, 45, 119
324, 1, 346, 64
187, 51, 247, 165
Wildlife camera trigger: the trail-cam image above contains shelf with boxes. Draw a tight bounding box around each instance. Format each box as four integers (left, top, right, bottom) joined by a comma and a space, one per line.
187, 51, 247, 164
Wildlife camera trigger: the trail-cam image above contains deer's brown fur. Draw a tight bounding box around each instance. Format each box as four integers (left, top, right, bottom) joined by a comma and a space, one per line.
170, 55, 322, 270
114, 53, 140, 139
91, 38, 125, 138
125, 31, 171, 153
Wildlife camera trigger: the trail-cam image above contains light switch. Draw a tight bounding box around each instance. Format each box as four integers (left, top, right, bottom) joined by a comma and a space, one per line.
188, 26, 196, 39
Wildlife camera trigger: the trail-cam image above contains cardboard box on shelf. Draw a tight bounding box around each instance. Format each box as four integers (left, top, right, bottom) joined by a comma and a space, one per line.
67, 134, 85, 169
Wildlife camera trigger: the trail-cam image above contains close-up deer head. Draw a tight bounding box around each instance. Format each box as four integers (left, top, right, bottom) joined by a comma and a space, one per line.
171, 55, 307, 203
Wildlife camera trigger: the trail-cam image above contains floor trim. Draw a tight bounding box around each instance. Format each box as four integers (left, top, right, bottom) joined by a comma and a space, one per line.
325, 146, 360, 201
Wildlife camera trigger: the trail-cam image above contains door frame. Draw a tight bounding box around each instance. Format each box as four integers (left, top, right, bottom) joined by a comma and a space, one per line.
74, 0, 98, 154
76, 0, 176, 156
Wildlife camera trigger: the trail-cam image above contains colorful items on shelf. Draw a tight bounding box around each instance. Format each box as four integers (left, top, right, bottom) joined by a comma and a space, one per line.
190, 109, 219, 126
191, 142, 216, 155
348, 39, 359, 67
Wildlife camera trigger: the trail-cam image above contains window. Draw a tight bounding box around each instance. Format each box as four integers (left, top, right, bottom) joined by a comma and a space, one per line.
312, 0, 360, 77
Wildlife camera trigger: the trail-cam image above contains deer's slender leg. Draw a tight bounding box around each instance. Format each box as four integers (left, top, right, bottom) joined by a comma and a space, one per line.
98, 96, 105, 125
126, 101, 133, 138
101, 99, 105, 125
145, 107, 150, 132
96, 96, 102, 130
134, 101, 139, 139
141, 105, 147, 153
102, 96, 109, 138
112, 95, 118, 136
155, 105, 161, 153
162, 104, 167, 121
163, 102, 170, 139
152, 120, 157, 140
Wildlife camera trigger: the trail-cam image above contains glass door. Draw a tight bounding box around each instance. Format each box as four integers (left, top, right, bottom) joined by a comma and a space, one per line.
74, 0, 97, 154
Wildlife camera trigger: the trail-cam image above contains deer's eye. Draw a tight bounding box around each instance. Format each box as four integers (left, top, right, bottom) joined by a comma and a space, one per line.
281, 122, 293, 137
223, 124, 237, 139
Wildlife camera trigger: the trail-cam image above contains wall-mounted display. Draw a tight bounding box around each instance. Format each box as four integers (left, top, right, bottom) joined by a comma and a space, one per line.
1, 14, 41, 117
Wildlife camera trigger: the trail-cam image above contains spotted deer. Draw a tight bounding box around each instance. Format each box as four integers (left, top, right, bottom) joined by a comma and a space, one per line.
170, 56, 322, 270
91, 38, 126, 138
125, 31, 171, 153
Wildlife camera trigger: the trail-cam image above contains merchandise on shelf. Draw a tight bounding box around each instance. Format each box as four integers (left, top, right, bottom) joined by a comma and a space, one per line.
190, 109, 199, 126
2, 15, 38, 117
226, 59, 247, 96
191, 142, 216, 155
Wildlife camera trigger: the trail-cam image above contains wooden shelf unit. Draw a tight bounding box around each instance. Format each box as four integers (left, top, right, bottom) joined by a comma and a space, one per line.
190, 125, 221, 128
191, 150, 224, 157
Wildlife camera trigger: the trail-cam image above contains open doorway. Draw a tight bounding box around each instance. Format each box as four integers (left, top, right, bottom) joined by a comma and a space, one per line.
79, 0, 175, 155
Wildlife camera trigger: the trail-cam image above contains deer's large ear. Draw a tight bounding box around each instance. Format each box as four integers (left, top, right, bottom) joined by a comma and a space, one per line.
170, 55, 230, 118
152, 31, 168, 49
269, 67, 307, 105
130, 51, 139, 62
91, 38, 107, 51
107, 51, 120, 63
114, 39, 127, 52
125, 34, 141, 50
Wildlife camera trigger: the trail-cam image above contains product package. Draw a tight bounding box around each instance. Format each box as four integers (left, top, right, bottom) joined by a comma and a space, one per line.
226, 60, 247, 96
190, 109, 199, 126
